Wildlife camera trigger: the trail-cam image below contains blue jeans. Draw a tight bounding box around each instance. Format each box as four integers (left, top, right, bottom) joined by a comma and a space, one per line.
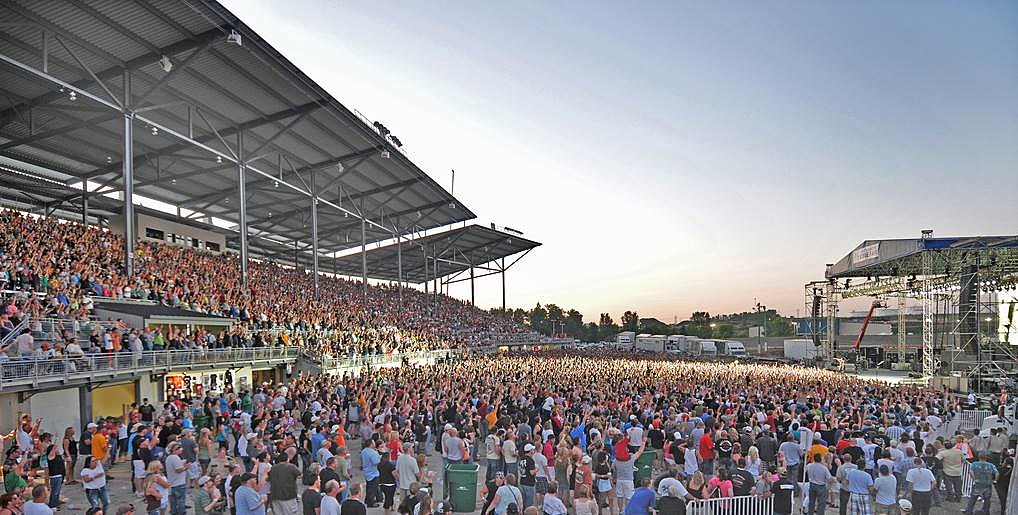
48, 475, 63, 508
170, 484, 187, 515
486, 458, 500, 480
806, 483, 827, 515
965, 484, 992, 515
86, 487, 110, 510
521, 485, 535, 509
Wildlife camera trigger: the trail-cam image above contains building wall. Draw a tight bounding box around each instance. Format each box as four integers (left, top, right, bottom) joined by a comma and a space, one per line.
93, 381, 136, 419
29, 389, 81, 436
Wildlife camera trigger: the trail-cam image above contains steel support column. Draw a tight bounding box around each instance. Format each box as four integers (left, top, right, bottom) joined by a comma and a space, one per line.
360, 199, 367, 302
396, 234, 403, 305
310, 169, 319, 295
81, 178, 88, 225
122, 71, 135, 276
501, 257, 506, 311
237, 130, 249, 291
470, 267, 475, 306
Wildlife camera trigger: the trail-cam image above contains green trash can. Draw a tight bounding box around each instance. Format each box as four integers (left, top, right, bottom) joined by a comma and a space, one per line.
635, 450, 656, 482
446, 463, 479, 512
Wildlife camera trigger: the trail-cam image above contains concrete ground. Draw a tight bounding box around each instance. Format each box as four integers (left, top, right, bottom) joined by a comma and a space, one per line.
56, 439, 1000, 515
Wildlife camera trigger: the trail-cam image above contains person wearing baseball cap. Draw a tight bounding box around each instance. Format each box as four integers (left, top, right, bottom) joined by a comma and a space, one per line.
519, 444, 538, 508
234, 473, 267, 515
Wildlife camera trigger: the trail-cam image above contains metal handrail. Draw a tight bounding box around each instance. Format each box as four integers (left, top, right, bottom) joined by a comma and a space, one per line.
0, 346, 299, 390
1, 317, 29, 347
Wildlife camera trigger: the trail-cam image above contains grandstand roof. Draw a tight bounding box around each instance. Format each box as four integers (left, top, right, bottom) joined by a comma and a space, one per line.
331, 224, 541, 283
0, 0, 473, 254
827, 236, 1018, 279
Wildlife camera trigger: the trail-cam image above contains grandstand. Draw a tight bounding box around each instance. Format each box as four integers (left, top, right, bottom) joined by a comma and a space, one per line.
0, 0, 538, 424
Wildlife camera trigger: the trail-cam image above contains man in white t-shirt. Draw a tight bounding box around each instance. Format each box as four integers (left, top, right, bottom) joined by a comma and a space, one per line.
904, 458, 935, 515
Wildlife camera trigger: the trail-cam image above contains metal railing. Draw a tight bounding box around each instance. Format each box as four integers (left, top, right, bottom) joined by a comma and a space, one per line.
958, 409, 992, 432
685, 493, 783, 515
0, 317, 28, 346
0, 347, 298, 390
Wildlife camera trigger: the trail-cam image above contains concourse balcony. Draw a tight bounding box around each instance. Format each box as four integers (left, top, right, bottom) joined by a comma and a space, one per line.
0, 347, 298, 392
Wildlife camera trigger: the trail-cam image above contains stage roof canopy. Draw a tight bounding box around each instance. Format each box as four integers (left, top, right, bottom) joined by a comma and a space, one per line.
827, 236, 1018, 279
332, 224, 541, 284
0, 0, 473, 253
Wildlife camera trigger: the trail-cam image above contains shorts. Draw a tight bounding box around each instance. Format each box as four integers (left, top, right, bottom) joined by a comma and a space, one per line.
596, 479, 613, 494
615, 479, 634, 499
535, 477, 548, 495
133, 460, 147, 478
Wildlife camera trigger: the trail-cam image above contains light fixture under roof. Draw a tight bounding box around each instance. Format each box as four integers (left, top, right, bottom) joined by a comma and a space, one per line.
380, 150, 390, 159
159, 55, 173, 73
170, 178, 176, 185
216, 155, 222, 164
226, 29, 242, 46
68, 91, 76, 101
151, 126, 159, 136
273, 180, 279, 188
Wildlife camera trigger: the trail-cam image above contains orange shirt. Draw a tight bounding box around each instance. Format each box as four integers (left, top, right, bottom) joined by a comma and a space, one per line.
92, 432, 108, 460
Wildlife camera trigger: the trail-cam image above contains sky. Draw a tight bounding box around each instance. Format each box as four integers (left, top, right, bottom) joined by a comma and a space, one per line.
221, 0, 1018, 323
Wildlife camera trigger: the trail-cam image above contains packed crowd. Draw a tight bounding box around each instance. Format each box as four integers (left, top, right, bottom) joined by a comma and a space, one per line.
0, 209, 532, 361
2, 351, 1013, 515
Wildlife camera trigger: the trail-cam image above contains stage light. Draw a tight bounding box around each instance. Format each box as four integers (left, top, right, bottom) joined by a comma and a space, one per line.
226, 30, 242, 46
159, 55, 173, 73
389, 136, 403, 148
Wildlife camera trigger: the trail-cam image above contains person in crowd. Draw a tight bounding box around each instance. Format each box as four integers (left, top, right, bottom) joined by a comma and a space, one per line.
965, 452, 998, 515
81, 456, 110, 512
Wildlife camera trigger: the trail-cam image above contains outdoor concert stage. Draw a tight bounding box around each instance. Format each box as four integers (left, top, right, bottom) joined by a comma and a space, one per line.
806, 231, 1018, 391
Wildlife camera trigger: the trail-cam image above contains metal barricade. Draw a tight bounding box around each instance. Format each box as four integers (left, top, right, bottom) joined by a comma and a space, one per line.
958, 410, 991, 432
685, 494, 780, 515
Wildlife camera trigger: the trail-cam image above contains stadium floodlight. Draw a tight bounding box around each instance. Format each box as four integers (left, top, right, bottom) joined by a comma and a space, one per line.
159, 55, 173, 73
389, 135, 403, 148
226, 30, 242, 46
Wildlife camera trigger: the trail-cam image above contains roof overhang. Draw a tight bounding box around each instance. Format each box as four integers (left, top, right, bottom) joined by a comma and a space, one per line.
0, 0, 474, 252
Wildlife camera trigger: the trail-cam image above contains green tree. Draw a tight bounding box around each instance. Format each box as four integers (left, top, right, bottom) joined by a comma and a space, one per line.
564, 309, 584, 337
716, 323, 735, 338
598, 313, 619, 341
621, 310, 640, 332
528, 303, 549, 335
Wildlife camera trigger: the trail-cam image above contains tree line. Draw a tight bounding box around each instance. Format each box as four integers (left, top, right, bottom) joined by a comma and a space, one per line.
490, 304, 794, 342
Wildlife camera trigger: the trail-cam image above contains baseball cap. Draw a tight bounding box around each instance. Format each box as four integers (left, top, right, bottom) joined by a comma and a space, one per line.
444, 423, 453, 430
197, 476, 212, 487
898, 499, 912, 511
237, 472, 256, 483
743, 426, 752, 433
523, 443, 535, 452
330, 425, 340, 433
87, 422, 98, 429
115, 506, 135, 515
673, 432, 682, 440
629, 415, 637, 421
581, 455, 591, 464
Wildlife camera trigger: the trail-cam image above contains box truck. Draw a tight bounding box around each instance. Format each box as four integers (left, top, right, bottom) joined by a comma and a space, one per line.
783, 339, 817, 361
720, 340, 748, 357
635, 334, 669, 352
